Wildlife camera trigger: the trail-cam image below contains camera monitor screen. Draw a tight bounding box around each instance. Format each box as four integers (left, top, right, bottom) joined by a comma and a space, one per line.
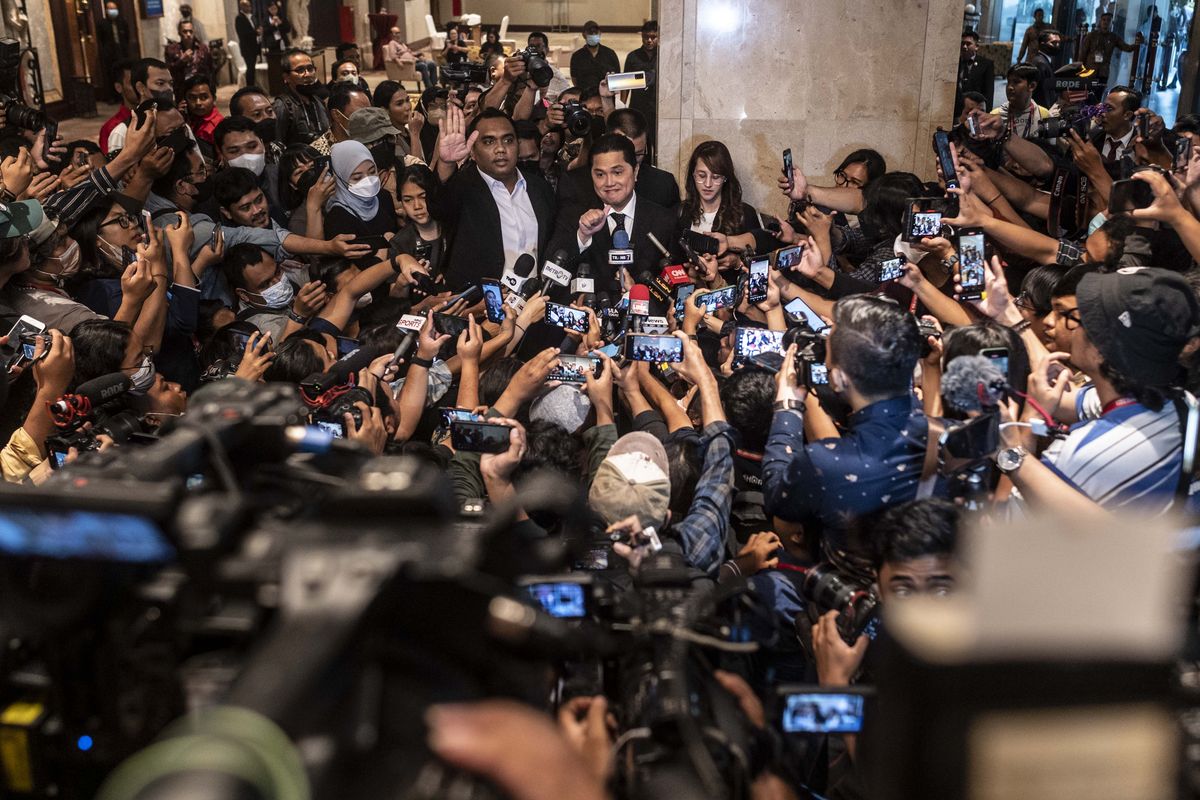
0, 509, 174, 563
781, 692, 865, 734
526, 582, 587, 618
548, 354, 599, 384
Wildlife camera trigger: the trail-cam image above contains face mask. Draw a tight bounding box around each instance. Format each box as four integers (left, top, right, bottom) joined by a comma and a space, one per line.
149, 89, 175, 108
348, 175, 381, 198
1088, 212, 1107, 236
298, 83, 329, 100
36, 239, 81, 284
185, 176, 214, 204
156, 127, 191, 155
585, 34, 601, 46
128, 355, 156, 396
338, 73, 360, 83
253, 118, 277, 143
253, 275, 294, 309
228, 152, 266, 176
295, 167, 319, 196
98, 235, 135, 269
106, 7, 119, 17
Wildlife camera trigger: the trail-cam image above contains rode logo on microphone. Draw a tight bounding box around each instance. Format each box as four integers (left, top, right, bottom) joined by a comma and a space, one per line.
542, 262, 572, 286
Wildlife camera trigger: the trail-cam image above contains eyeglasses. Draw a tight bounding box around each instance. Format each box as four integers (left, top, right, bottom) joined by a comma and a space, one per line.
693, 172, 725, 186
1059, 307, 1083, 330
100, 212, 141, 231
287, 63, 316, 74
1014, 293, 1037, 312
834, 170, 865, 188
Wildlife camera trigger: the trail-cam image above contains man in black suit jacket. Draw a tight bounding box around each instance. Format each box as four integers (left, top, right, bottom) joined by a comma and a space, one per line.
433, 107, 557, 291
956, 30, 994, 120
97, 1, 134, 100
549, 133, 677, 295
235, 0, 262, 87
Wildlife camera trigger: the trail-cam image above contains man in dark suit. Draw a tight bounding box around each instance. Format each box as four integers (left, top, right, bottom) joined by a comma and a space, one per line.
549, 133, 677, 294
433, 107, 557, 291
956, 30, 994, 120
97, 1, 134, 101
555, 108, 679, 250
235, 0, 262, 87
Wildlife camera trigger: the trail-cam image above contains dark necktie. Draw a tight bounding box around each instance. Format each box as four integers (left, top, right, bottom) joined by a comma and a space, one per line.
610, 212, 629, 249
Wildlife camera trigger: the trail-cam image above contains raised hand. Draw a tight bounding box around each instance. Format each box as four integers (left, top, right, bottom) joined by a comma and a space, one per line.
437, 103, 478, 165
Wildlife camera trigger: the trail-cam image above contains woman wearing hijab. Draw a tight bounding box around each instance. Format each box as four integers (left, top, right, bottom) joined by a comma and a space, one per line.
324, 140, 398, 249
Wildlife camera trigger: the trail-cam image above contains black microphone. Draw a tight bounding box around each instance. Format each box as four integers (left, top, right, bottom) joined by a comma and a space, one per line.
637, 269, 672, 317
301, 345, 389, 398
50, 373, 132, 419
941, 355, 1007, 414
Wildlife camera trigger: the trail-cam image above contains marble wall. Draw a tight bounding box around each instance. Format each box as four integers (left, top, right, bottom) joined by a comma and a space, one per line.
657, 0, 964, 214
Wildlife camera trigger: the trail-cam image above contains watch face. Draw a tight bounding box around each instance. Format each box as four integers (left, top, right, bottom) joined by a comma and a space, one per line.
998, 447, 1023, 471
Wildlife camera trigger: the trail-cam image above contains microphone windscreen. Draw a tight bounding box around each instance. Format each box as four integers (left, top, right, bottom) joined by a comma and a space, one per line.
629, 284, 651, 317
75, 372, 133, 405
513, 253, 536, 278
612, 229, 630, 250
941, 355, 1006, 414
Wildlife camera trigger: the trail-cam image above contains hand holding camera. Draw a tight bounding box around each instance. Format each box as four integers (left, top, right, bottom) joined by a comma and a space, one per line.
812, 610, 869, 688
32, 330, 73, 400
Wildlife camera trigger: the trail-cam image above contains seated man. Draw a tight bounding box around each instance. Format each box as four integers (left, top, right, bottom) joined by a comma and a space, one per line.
383, 25, 437, 90
1000, 268, 1200, 515
213, 117, 285, 225
764, 295, 945, 567
549, 133, 677, 294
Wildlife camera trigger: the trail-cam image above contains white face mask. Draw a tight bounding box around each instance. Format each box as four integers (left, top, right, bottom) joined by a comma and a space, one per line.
339, 73, 360, 83
228, 152, 266, 176
36, 239, 81, 284
252, 274, 294, 310
348, 175, 381, 198
128, 355, 156, 395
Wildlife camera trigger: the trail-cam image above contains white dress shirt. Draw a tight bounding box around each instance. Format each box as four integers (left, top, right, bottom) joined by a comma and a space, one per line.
478, 166, 539, 276
578, 192, 638, 251
1102, 127, 1136, 161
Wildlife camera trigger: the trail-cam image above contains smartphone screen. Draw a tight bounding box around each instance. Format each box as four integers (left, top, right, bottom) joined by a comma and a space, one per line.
747, 257, 770, 303
957, 230, 986, 300
783, 148, 793, 178
674, 283, 696, 319
1108, 178, 1156, 214
596, 343, 620, 359
545, 302, 589, 333
733, 328, 784, 368
780, 692, 865, 734
548, 354, 599, 383
700, 284, 738, 312
433, 312, 470, 338
878, 257, 906, 283
440, 408, 481, 426
625, 334, 684, 363
314, 420, 346, 439
784, 297, 829, 332
482, 279, 506, 323
525, 581, 587, 618
1176, 137, 1193, 172
775, 244, 804, 271
933, 129, 959, 190
450, 419, 512, 453
605, 71, 646, 92
907, 210, 943, 240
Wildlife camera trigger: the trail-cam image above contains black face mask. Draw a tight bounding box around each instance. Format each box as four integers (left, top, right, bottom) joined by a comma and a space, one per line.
297, 82, 328, 100
187, 176, 214, 204
149, 89, 175, 108
156, 127, 191, 155
369, 142, 396, 171
295, 166, 319, 197
253, 118, 277, 144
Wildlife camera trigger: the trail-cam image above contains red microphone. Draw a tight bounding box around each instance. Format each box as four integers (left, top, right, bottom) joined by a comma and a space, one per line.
660, 264, 692, 286
628, 283, 651, 318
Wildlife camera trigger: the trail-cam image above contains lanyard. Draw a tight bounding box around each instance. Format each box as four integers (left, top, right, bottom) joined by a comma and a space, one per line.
1009, 101, 1037, 138
1101, 397, 1138, 416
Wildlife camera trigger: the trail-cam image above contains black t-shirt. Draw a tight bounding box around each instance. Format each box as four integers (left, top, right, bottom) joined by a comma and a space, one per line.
445, 36, 469, 64
325, 192, 398, 264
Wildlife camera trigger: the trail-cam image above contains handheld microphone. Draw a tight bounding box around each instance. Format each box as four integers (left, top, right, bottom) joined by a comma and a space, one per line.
661, 263, 692, 286
502, 253, 538, 294
541, 249, 574, 290
609, 225, 633, 268
628, 284, 651, 332
505, 253, 541, 314
571, 261, 595, 302
941, 355, 1007, 414
646, 232, 671, 260
638, 270, 672, 315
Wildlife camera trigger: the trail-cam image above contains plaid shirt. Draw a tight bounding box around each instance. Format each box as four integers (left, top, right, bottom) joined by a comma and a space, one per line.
1055, 238, 1086, 268
670, 421, 736, 575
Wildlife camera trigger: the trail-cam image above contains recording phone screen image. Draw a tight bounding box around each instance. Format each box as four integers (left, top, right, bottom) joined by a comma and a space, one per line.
782, 693, 865, 734
909, 212, 941, 238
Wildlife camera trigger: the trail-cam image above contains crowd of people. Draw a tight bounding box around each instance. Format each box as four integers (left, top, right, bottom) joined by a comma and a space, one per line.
4, 9, 1200, 798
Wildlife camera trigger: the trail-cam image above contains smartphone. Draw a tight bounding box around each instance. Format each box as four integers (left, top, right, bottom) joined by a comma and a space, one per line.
141, 209, 153, 234
48, 447, 70, 470
548, 354, 600, 383
522, 578, 589, 619
1109, 177, 1155, 214
683, 229, 719, 256
733, 328, 784, 369
698, 284, 738, 312
956, 229, 987, 301
440, 407, 481, 426
805, 360, 829, 388
313, 420, 346, 439
784, 297, 829, 332
777, 687, 869, 734
965, 114, 979, 138
933, 129, 960, 191
42, 120, 58, 165
605, 71, 647, 92
939, 412, 1000, 475
433, 312, 470, 338
17, 333, 48, 363
625, 334, 684, 363
1136, 112, 1150, 140
353, 234, 389, 252
6, 315, 45, 348
596, 342, 620, 359
877, 256, 907, 283
481, 278, 506, 324
450, 419, 512, 453
545, 302, 589, 333
134, 99, 158, 127
747, 256, 770, 303
439, 284, 483, 311
774, 244, 804, 271
903, 200, 944, 243
980, 346, 1009, 378
782, 148, 793, 180
335, 336, 360, 358
674, 283, 697, 320
1175, 137, 1193, 173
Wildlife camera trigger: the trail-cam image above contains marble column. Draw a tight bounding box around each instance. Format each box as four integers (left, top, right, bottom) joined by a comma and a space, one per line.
657, 0, 964, 210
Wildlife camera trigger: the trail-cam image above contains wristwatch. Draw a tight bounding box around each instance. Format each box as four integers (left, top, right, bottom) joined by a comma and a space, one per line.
995, 445, 1027, 474
772, 398, 804, 413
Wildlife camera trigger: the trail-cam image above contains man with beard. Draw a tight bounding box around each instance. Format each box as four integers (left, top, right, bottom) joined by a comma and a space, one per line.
273, 49, 331, 147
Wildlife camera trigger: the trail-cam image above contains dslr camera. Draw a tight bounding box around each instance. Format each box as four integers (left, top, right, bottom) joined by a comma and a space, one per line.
799, 563, 881, 645
558, 100, 593, 137
0, 38, 44, 131
514, 46, 553, 88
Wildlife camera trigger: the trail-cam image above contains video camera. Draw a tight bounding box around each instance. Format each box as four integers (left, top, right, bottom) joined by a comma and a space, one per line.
441, 60, 488, 86
0, 38, 45, 132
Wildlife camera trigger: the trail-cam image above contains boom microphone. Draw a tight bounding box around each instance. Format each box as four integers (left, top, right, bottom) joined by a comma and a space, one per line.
941, 355, 1007, 414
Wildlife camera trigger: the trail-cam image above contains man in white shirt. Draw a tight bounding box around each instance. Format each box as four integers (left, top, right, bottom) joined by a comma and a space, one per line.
990, 63, 1050, 140
1091, 85, 1142, 176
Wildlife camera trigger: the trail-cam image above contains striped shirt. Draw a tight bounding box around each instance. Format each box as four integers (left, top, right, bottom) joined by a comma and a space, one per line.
1044, 401, 1183, 513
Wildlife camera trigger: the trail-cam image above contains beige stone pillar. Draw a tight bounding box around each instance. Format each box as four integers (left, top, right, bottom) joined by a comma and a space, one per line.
657, 0, 964, 210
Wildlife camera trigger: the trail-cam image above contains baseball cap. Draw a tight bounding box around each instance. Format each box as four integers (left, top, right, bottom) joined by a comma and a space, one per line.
347, 107, 402, 145
587, 432, 671, 529
1077, 267, 1200, 387
0, 199, 44, 239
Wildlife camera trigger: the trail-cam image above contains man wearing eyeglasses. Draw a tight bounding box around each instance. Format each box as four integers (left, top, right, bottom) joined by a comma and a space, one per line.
272, 49, 331, 148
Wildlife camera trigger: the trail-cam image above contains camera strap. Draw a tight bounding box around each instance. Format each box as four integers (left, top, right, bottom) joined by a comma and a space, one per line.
917, 415, 946, 499
1047, 166, 1069, 237
1075, 173, 1091, 234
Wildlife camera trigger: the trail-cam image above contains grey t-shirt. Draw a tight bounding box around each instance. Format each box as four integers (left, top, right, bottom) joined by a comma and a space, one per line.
3, 286, 104, 333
